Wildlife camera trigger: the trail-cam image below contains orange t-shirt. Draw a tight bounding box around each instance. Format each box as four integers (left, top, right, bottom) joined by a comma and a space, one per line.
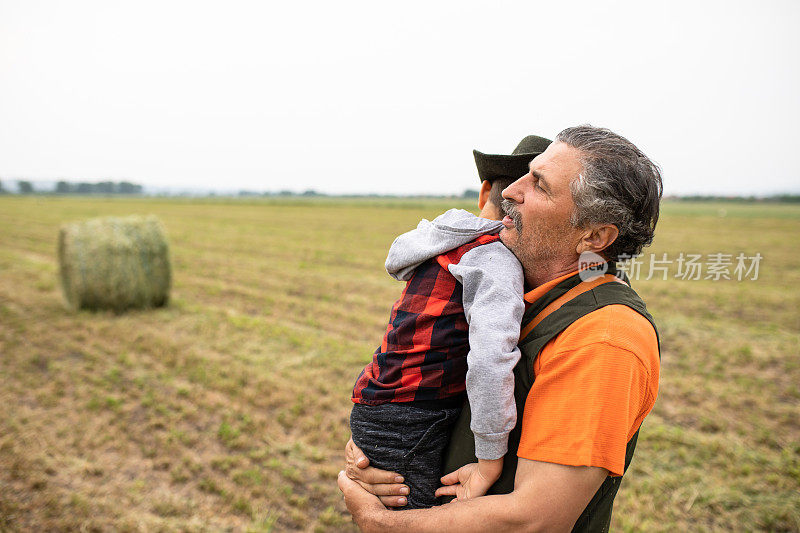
516, 273, 660, 477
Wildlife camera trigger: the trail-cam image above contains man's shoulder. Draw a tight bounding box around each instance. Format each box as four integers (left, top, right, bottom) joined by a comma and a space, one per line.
549, 304, 658, 369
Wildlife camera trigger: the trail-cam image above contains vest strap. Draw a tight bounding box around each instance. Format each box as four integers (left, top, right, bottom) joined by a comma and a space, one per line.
519, 274, 627, 342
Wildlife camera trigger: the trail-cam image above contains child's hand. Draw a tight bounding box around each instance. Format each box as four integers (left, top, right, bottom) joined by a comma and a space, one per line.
435, 457, 503, 501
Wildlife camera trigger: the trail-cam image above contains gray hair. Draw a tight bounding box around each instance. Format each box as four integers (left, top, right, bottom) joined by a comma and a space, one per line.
556, 125, 663, 262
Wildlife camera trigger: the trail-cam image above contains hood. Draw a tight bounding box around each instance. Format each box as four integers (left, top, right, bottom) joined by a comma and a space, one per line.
385, 209, 504, 281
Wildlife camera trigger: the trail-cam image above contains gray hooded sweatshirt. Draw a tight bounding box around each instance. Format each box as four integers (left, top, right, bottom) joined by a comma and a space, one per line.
385, 209, 525, 460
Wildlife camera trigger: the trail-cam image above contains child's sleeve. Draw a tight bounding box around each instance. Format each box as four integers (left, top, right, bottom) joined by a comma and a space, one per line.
448, 241, 525, 460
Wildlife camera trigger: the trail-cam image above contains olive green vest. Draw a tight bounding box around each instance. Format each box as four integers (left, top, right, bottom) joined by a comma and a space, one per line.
442, 265, 659, 532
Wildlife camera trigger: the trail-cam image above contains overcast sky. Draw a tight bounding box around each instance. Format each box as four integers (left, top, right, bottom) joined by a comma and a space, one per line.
1, 0, 798, 195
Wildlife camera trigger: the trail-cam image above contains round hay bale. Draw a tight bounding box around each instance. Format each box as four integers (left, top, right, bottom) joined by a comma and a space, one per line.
58, 215, 171, 312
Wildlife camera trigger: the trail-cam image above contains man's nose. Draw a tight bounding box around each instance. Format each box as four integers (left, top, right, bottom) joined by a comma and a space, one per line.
502, 175, 526, 202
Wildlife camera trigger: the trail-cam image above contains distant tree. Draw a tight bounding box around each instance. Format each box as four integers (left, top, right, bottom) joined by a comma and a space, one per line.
18, 181, 34, 194
55, 181, 72, 194
75, 182, 93, 194
278, 190, 293, 196
0, 179, 5, 194
118, 181, 142, 195
774, 194, 800, 203
301, 189, 317, 196
462, 188, 479, 199
97, 181, 115, 194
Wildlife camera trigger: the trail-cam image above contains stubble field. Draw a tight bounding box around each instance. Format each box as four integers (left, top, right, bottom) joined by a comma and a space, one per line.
0, 196, 798, 532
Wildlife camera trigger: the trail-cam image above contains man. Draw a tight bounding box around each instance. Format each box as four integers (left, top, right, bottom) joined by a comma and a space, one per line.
338, 125, 662, 532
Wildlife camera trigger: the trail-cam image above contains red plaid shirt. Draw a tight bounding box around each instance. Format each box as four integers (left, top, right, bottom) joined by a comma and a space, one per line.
352, 234, 501, 405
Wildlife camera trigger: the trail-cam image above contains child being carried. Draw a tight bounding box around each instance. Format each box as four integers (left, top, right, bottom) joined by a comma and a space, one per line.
350, 199, 524, 509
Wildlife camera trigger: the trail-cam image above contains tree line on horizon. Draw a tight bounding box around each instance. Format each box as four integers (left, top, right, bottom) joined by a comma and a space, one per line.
1, 179, 798, 202
0, 180, 143, 195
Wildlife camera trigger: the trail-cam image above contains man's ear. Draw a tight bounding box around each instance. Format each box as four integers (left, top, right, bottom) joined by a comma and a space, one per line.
576, 224, 619, 255
478, 180, 492, 210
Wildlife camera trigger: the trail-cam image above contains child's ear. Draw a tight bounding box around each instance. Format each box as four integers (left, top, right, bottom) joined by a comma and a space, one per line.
478, 180, 492, 210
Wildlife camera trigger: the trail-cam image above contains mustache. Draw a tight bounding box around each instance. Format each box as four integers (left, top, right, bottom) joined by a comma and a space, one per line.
501, 199, 522, 232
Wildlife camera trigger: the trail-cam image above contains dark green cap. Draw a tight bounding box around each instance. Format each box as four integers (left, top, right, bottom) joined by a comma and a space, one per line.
473, 134, 553, 182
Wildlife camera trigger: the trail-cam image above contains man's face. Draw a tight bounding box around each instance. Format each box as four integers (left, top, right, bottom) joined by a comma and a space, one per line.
499, 142, 586, 272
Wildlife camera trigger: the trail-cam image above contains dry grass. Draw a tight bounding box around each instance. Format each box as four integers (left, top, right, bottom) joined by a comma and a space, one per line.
0, 196, 798, 532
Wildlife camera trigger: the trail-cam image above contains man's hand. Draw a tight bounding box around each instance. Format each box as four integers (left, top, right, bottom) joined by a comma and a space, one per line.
338, 470, 390, 533
434, 458, 503, 501
344, 438, 409, 507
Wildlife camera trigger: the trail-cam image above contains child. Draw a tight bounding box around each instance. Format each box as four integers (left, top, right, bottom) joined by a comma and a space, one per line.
349, 180, 525, 509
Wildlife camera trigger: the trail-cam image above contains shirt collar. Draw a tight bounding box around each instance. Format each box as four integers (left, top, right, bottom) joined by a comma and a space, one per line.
523, 270, 579, 305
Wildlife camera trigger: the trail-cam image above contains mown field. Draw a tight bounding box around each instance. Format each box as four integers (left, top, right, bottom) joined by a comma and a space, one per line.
1, 196, 798, 532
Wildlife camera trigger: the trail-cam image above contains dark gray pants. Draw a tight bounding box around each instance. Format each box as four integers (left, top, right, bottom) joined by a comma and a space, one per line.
350, 402, 462, 509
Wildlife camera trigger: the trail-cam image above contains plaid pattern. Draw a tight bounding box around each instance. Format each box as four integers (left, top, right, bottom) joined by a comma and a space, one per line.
353, 234, 501, 405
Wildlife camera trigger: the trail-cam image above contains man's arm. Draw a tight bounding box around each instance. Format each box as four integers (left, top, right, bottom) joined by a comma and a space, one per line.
339, 457, 608, 533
